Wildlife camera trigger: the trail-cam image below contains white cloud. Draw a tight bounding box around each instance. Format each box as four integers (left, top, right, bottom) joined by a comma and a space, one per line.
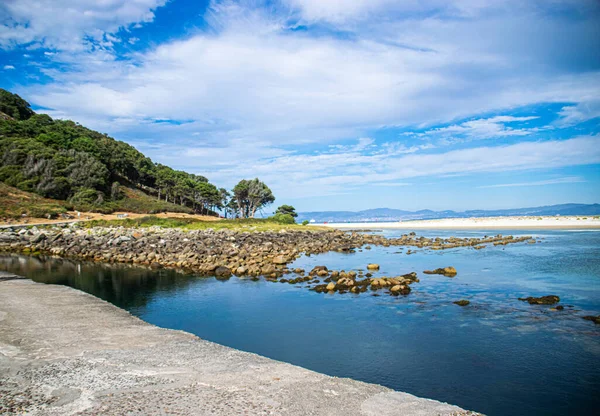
0, 0, 167, 51
4, 0, 599, 204
556, 100, 600, 126
3, 65, 15, 70
132, 135, 600, 198
478, 176, 586, 188
406, 115, 541, 144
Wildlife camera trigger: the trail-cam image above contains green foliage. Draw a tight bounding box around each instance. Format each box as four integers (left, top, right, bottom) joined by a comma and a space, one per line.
0, 88, 225, 216
302, 220, 309, 225
0, 90, 34, 120
233, 178, 275, 218
70, 188, 102, 205
270, 213, 295, 224
275, 204, 297, 218
83, 216, 324, 232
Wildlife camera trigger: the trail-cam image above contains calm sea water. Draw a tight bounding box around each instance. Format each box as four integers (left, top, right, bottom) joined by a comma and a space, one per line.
1, 228, 599, 415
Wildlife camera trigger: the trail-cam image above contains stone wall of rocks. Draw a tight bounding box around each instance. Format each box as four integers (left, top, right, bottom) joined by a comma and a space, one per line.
0, 225, 533, 281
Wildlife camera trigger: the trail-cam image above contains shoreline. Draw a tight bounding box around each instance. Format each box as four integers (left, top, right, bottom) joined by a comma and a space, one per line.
317, 215, 600, 230
0, 277, 476, 415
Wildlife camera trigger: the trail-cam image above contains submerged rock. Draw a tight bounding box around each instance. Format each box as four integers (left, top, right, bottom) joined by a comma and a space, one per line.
423, 266, 457, 277
214, 266, 232, 280
366, 263, 380, 270
582, 315, 600, 324
453, 300, 470, 306
518, 295, 560, 305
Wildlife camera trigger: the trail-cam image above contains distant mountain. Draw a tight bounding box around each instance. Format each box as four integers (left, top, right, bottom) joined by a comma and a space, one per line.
297, 203, 600, 223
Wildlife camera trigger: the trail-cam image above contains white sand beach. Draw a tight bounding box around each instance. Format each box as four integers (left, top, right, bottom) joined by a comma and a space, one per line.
319, 215, 600, 230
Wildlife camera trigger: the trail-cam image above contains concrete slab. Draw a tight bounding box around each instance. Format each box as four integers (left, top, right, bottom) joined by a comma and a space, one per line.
0, 279, 480, 415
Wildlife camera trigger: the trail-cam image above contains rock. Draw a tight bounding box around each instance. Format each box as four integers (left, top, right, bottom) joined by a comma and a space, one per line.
150, 262, 162, 269
235, 266, 247, 275
518, 295, 560, 305
453, 300, 470, 306
423, 267, 457, 277
366, 264, 380, 270
582, 315, 600, 324
272, 255, 288, 264
215, 266, 232, 279
30, 233, 47, 243
261, 265, 276, 275
326, 282, 336, 291
555, 305, 564, 311
390, 285, 411, 295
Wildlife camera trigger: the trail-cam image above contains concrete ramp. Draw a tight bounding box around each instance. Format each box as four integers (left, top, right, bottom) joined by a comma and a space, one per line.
0, 279, 479, 415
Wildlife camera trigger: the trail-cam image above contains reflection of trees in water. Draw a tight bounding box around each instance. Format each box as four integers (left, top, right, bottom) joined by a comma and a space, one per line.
0, 253, 201, 310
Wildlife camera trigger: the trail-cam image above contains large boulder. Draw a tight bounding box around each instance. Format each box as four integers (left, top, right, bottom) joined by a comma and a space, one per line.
366, 264, 380, 270
272, 255, 288, 264
215, 266, 232, 280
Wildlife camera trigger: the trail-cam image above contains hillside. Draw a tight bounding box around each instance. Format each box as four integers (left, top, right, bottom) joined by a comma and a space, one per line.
0, 89, 222, 218
298, 204, 600, 223
0, 181, 197, 221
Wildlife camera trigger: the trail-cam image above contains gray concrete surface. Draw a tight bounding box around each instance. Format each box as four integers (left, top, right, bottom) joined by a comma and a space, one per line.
0, 279, 479, 415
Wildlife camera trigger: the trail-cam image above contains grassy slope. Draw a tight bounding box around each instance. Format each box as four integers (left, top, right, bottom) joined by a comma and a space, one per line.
83, 216, 326, 232
0, 182, 68, 219
0, 182, 195, 219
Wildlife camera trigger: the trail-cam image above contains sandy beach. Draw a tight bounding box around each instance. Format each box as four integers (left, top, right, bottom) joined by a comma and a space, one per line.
319, 215, 600, 230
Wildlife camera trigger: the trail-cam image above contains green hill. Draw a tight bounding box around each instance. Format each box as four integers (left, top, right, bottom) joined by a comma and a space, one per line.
0, 89, 221, 217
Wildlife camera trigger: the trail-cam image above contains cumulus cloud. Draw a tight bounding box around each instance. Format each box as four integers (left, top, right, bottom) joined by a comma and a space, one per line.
0, 0, 167, 51
3, 0, 599, 202
3, 65, 15, 70
24, 0, 600, 147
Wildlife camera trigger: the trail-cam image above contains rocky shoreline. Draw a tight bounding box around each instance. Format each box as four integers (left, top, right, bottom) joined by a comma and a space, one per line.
0, 224, 538, 300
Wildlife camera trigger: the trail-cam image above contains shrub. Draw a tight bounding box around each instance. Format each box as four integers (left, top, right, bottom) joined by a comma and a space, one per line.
302, 220, 309, 225
270, 213, 295, 224
70, 188, 100, 205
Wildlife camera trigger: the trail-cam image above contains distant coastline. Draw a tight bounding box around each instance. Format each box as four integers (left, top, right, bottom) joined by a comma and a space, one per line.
317, 215, 600, 229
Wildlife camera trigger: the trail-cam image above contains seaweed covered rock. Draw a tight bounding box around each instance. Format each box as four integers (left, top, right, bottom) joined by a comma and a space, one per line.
518, 295, 560, 305
582, 315, 600, 324
453, 300, 470, 306
423, 267, 457, 277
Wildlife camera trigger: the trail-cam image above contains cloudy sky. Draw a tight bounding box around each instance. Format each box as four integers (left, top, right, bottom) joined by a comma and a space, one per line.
1, 0, 599, 211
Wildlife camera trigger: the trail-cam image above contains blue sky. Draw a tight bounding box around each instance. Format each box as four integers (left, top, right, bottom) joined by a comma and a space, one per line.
1, 0, 599, 212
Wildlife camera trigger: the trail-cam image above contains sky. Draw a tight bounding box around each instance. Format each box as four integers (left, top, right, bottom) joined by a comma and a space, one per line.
1, 0, 599, 212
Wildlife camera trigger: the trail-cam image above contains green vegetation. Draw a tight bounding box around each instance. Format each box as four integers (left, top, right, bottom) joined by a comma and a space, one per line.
275, 204, 297, 218
82, 216, 324, 232
302, 220, 309, 226
0, 89, 298, 219
0, 88, 223, 215
232, 178, 275, 218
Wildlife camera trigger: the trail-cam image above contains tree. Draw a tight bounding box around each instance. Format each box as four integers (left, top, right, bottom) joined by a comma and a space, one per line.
0, 89, 34, 120
233, 178, 275, 218
275, 204, 297, 218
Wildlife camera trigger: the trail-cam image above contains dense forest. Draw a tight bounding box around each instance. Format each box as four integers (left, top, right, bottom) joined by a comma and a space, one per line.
0, 89, 282, 220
